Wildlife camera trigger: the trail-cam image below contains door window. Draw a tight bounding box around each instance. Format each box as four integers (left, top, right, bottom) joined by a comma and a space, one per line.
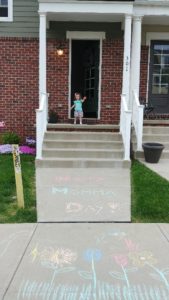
152, 44, 169, 95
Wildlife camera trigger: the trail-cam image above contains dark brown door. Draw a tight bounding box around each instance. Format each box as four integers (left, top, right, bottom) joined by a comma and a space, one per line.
149, 41, 169, 113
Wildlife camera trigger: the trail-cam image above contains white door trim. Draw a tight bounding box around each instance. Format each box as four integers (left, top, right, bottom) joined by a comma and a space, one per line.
67, 31, 105, 119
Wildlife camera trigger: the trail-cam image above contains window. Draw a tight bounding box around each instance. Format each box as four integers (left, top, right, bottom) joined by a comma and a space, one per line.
152, 44, 169, 95
0, 0, 13, 21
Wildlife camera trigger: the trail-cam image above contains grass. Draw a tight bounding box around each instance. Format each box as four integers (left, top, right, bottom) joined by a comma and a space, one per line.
131, 160, 169, 223
0, 154, 37, 223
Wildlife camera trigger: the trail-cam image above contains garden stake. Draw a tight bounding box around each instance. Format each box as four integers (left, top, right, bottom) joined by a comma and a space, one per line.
12, 144, 25, 208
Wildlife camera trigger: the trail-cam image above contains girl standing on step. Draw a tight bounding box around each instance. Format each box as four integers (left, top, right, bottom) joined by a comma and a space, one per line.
71, 92, 87, 125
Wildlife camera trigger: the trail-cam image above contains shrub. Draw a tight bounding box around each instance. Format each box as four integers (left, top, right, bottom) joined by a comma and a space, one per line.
48, 110, 58, 123
2, 132, 21, 145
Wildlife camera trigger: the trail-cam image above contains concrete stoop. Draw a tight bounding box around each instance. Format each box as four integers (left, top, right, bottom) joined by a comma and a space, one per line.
36, 128, 130, 168
132, 125, 169, 160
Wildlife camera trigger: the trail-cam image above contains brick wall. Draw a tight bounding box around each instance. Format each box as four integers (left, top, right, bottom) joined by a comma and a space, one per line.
47, 38, 124, 125
0, 37, 39, 141
1, 37, 149, 139
101, 39, 123, 124
140, 45, 149, 100
47, 40, 69, 123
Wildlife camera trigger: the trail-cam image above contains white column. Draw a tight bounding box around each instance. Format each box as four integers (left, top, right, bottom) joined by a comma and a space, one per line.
39, 12, 47, 103
122, 14, 132, 106
130, 15, 143, 107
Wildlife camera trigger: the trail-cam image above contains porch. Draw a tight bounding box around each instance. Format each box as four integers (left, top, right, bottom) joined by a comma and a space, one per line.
36, 0, 169, 163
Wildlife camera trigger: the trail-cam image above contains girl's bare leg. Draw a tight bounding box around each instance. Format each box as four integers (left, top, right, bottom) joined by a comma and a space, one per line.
74, 117, 77, 124
80, 117, 82, 125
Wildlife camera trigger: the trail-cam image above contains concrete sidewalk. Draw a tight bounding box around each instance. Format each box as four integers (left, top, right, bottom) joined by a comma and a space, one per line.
139, 158, 169, 182
36, 168, 131, 222
1, 223, 169, 300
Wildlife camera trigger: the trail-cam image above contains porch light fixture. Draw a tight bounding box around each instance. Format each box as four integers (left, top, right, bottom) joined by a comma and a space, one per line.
56, 44, 64, 56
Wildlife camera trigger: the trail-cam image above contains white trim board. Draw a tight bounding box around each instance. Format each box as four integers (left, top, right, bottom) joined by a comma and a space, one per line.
146, 32, 169, 46
0, 0, 13, 22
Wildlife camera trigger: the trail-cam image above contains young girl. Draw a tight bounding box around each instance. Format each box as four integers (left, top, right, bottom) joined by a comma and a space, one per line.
71, 92, 87, 125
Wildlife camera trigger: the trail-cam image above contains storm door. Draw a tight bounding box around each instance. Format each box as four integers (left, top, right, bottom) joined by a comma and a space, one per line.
149, 41, 169, 113
71, 40, 100, 118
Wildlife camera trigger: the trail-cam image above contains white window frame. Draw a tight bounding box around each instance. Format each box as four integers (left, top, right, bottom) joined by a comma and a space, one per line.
0, 0, 13, 22
146, 32, 169, 102
66, 31, 105, 120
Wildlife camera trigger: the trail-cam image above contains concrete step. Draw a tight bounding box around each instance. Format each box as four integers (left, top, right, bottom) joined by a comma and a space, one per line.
44, 131, 122, 141
42, 148, 124, 159
143, 126, 169, 134
133, 134, 169, 143
36, 158, 130, 168
135, 150, 169, 160
47, 123, 119, 131
43, 140, 123, 150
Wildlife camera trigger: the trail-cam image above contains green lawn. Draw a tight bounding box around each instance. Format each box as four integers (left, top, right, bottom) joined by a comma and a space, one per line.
131, 160, 169, 223
0, 154, 36, 223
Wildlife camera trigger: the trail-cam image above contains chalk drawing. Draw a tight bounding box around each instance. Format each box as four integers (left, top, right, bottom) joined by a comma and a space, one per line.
17, 280, 169, 299
65, 202, 119, 215
54, 175, 104, 185
110, 254, 138, 300
79, 249, 103, 300
52, 186, 116, 197
95, 229, 126, 244
66, 202, 83, 213
15, 230, 169, 299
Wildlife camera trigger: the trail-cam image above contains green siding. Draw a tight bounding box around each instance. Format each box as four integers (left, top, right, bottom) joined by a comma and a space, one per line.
0, 0, 123, 39
0, 0, 39, 37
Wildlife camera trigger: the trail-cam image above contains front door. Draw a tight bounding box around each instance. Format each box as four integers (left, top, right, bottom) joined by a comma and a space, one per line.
149, 41, 169, 113
71, 40, 100, 118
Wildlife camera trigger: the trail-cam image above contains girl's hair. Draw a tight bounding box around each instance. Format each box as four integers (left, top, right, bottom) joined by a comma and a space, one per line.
74, 92, 81, 99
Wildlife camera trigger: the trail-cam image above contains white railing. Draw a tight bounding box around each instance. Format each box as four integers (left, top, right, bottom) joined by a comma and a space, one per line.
120, 94, 132, 161
132, 90, 144, 151
36, 92, 49, 159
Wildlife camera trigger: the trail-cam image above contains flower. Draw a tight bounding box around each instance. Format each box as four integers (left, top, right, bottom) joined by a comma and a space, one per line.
19, 146, 36, 155
129, 251, 157, 268
83, 249, 102, 262
38, 247, 77, 269
0, 144, 35, 155
26, 137, 36, 146
0, 121, 5, 128
114, 255, 128, 267
0, 144, 12, 153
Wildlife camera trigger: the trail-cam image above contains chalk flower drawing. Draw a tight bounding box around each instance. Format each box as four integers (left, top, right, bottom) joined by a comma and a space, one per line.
31, 246, 77, 270
30, 246, 77, 290
79, 249, 102, 300
129, 251, 157, 268
114, 254, 128, 268
109, 254, 136, 300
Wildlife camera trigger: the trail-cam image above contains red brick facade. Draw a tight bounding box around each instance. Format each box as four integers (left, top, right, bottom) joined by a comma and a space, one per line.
0, 38, 39, 141
0, 37, 149, 139
140, 45, 149, 100
47, 40, 69, 123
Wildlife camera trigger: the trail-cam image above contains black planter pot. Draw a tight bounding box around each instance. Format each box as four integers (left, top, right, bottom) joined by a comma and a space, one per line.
142, 143, 164, 163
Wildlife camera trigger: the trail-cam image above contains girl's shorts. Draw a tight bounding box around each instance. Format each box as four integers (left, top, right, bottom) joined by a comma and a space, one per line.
74, 111, 83, 118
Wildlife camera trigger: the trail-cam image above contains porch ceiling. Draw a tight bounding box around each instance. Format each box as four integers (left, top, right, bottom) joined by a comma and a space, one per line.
47, 12, 124, 23
143, 15, 169, 26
